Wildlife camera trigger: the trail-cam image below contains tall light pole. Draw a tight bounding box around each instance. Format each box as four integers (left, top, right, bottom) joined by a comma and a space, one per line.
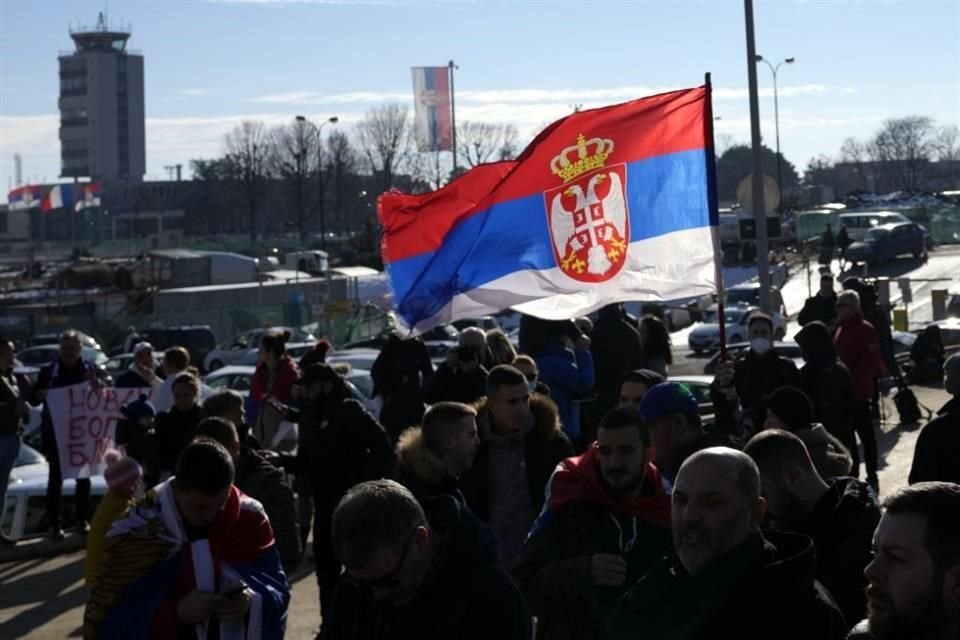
755, 55, 795, 217
295, 115, 338, 248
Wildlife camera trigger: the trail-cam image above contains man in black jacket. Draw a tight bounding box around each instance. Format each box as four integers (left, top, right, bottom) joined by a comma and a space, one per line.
847, 482, 960, 640
909, 354, 960, 485
427, 328, 489, 407
798, 274, 838, 328
460, 365, 573, 568
711, 313, 800, 439
745, 429, 880, 628
796, 320, 857, 462
584, 304, 645, 441
30, 331, 98, 539
513, 406, 672, 640
194, 416, 302, 575
395, 401, 478, 503
322, 480, 531, 640
371, 333, 434, 442
608, 447, 847, 640
270, 363, 394, 622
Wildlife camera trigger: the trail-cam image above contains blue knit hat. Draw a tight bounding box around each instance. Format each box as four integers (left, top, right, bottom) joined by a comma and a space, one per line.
121, 394, 157, 422
637, 382, 699, 423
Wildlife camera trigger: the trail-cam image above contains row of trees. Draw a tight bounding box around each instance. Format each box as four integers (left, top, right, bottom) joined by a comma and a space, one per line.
805, 116, 959, 196
191, 105, 520, 246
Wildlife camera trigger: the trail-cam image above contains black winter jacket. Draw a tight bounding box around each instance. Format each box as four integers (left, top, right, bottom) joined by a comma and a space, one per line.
908, 396, 960, 484
153, 405, 205, 476
321, 495, 532, 640
796, 322, 856, 441
287, 394, 394, 501
0, 368, 28, 437
426, 362, 488, 406
460, 394, 574, 522
608, 531, 847, 640
711, 350, 800, 438
798, 293, 837, 327
587, 308, 645, 422
797, 476, 881, 629
235, 446, 302, 574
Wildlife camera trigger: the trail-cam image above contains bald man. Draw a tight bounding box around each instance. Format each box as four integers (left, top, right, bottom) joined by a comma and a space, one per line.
609, 447, 846, 640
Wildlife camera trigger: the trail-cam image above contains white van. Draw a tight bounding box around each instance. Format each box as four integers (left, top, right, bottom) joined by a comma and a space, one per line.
837, 211, 910, 241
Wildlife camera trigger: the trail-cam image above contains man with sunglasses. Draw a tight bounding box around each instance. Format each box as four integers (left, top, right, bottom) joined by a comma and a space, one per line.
322, 480, 531, 640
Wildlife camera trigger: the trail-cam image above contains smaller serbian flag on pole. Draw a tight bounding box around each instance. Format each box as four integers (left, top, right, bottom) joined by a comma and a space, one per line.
75, 182, 102, 211
7, 185, 44, 211
379, 85, 720, 334
411, 66, 453, 152
41, 184, 82, 212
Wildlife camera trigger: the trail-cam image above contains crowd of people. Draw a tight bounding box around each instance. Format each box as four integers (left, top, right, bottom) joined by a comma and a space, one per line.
0, 287, 958, 639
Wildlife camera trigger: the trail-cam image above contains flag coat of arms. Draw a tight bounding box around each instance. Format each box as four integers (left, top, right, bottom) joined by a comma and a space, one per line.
7, 185, 44, 211
380, 85, 718, 333
411, 66, 453, 152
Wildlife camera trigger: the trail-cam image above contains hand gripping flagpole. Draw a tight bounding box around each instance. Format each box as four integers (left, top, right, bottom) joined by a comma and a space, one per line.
704, 72, 726, 360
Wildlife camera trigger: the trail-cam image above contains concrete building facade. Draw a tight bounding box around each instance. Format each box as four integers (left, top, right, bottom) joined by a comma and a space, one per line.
59, 14, 145, 181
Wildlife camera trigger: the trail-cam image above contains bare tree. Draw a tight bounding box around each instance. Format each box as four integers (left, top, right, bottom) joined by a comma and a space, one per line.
840, 137, 874, 191
357, 103, 413, 193
224, 121, 272, 246
872, 116, 935, 191
269, 119, 323, 244
457, 121, 520, 167
326, 131, 358, 234
933, 124, 960, 164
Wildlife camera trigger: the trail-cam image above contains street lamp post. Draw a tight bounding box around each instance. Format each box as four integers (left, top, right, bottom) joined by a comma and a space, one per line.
755, 55, 795, 217
295, 115, 338, 249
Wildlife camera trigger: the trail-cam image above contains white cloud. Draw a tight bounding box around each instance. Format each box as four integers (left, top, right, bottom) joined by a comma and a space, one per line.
250, 84, 832, 107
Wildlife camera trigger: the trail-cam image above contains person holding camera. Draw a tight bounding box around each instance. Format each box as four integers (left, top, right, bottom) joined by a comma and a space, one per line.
427, 327, 490, 405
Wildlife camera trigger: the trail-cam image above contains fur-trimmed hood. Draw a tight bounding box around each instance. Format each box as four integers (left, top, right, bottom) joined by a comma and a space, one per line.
473, 392, 563, 440
396, 426, 449, 486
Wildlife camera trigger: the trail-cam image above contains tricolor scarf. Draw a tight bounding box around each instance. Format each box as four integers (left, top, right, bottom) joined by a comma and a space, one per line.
83, 480, 289, 640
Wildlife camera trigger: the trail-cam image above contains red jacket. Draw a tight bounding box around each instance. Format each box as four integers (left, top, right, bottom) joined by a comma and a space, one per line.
834, 313, 884, 402
251, 355, 301, 404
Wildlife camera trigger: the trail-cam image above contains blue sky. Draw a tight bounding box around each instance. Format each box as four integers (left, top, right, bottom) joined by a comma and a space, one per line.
1, 0, 958, 198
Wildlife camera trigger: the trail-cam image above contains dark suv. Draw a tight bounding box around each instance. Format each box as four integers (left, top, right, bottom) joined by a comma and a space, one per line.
142, 326, 218, 371
845, 222, 926, 265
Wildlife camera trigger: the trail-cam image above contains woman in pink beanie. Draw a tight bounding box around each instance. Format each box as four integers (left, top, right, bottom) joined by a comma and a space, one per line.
85, 450, 142, 585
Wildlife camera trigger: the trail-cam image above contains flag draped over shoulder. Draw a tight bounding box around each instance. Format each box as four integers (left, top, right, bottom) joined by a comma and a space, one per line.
379, 85, 719, 334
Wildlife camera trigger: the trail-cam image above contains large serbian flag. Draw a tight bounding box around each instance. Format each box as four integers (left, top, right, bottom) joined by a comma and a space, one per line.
411, 66, 453, 152
379, 85, 719, 333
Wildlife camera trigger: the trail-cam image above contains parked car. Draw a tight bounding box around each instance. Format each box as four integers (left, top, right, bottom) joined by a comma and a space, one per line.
104, 352, 166, 378
203, 364, 376, 412
17, 344, 109, 368
204, 327, 316, 372
844, 222, 926, 265
687, 304, 786, 355
27, 330, 103, 352
141, 326, 218, 372
2, 444, 107, 541
452, 316, 501, 332
343, 324, 458, 359
326, 348, 380, 373
668, 374, 715, 420
234, 342, 314, 367
702, 341, 804, 375
724, 282, 788, 317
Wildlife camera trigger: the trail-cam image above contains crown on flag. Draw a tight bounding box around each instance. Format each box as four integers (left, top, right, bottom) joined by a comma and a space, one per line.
550, 134, 615, 183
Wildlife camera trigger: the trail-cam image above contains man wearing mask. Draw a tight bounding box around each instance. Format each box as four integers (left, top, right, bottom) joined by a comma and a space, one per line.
31, 331, 98, 539
711, 313, 800, 440
799, 274, 839, 328
513, 406, 672, 640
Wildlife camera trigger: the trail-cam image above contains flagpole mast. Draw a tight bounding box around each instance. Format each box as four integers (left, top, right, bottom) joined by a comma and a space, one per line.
449, 60, 458, 178
704, 72, 726, 359
744, 0, 771, 314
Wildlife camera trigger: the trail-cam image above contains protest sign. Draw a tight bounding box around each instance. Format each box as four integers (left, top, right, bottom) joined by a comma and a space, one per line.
46, 383, 154, 479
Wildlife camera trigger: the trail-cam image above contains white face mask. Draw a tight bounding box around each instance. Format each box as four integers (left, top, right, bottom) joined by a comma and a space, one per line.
750, 337, 772, 354
527, 379, 538, 393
